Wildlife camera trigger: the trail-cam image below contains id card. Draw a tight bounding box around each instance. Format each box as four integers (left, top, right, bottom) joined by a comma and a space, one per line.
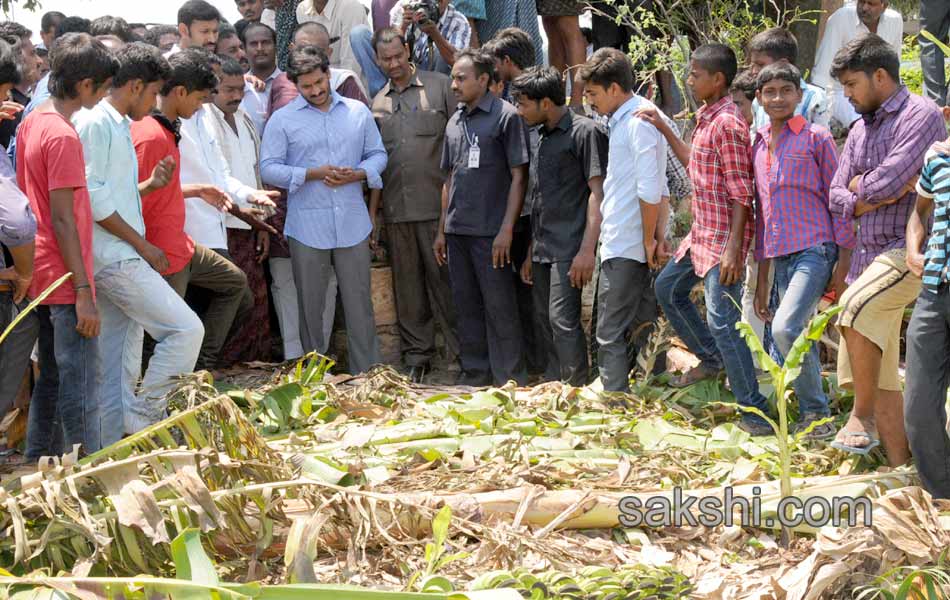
468, 144, 480, 169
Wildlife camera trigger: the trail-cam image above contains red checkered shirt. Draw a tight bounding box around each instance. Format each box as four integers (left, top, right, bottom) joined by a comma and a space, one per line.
675, 96, 755, 277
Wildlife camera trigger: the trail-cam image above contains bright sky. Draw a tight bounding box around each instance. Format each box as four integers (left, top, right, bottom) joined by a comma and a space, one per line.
2, 0, 243, 43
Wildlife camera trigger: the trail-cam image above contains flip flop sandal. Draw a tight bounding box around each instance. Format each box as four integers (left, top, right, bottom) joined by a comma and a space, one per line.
830, 431, 880, 455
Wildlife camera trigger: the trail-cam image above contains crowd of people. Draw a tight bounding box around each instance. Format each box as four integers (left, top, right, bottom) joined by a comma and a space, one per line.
0, 0, 948, 501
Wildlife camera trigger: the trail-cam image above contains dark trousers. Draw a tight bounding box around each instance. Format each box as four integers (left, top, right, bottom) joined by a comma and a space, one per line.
27, 305, 99, 459
596, 258, 654, 392
921, 0, 950, 105
904, 285, 950, 499
512, 218, 547, 374
389, 220, 459, 366
533, 261, 588, 386
446, 234, 527, 385
0, 291, 37, 418
165, 244, 249, 370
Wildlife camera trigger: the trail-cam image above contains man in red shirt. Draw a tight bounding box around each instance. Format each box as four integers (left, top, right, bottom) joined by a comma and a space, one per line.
17, 33, 117, 460
131, 50, 250, 371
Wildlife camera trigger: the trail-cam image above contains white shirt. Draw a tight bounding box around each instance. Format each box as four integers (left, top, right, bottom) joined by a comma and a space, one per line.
261, 9, 276, 28
296, 0, 368, 78
179, 106, 258, 249
599, 95, 668, 263
812, 3, 904, 91
202, 106, 261, 230
240, 67, 282, 138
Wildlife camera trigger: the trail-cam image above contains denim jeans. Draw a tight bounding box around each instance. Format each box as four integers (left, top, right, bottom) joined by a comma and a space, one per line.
770, 242, 837, 417
655, 251, 769, 422
96, 258, 204, 444
0, 291, 38, 418
904, 284, 950, 499
350, 25, 389, 99
27, 305, 100, 459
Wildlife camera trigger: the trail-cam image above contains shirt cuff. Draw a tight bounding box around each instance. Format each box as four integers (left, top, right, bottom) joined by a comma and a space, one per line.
289, 167, 308, 195
89, 188, 116, 222
917, 180, 935, 200
235, 183, 258, 205
363, 166, 383, 190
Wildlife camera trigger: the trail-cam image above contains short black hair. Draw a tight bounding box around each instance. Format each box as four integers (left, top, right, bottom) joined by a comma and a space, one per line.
578, 47, 633, 92
729, 69, 757, 101
484, 27, 535, 70
372, 26, 406, 52
511, 65, 565, 105
41, 11, 66, 33
756, 61, 802, 91
90, 16, 135, 43
691, 43, 738, 87
0, 22, 31, 44
219, 55, 245, 78
0, 38, 21, 87
112, 42, 171, 87
56, 17, 92, 38
178, 0, 222, 27
48, 33, 119, 100
747, 27, 798, 65
454, 48, 495, 84
144, 25, 179, 48
286, 44, 330, 82
243, 21, 277, 44
830, 33, 900, 83
218, 21, 238, 41
161, 46, 218, 95
292, 21, 329, 45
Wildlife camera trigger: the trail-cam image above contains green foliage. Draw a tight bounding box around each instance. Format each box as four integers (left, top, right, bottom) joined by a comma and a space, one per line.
854, 549, 950, 599
406, 506, 470, 592
469, 566, 692, 600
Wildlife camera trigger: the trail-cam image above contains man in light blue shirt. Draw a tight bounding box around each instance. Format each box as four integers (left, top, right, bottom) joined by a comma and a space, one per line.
578, 48, 668, 393
261, 45, 387, 374
74, 43, 203, 445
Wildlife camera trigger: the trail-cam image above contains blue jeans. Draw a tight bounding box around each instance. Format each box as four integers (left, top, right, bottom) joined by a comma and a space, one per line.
350, 25, 389, 99
770, 243, 837, 417
27, 305, 100, 459
656, 251, 769, 423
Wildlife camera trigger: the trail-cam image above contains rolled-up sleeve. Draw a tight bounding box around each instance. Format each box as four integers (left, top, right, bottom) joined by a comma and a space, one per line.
358, 110, 387, 189
0, 155, 35, 248
631, 119, 663, 205
260, 115, 308, 194
717, 117, 754, 208
76, 116, 117, 222
829, 133, 857, 220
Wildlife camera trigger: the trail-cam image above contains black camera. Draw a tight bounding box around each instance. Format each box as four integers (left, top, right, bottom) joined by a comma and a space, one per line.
406, 0, 440, 25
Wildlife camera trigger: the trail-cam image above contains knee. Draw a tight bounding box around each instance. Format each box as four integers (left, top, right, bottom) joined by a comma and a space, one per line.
770, 318, 798, 351
654, 271, 675, 309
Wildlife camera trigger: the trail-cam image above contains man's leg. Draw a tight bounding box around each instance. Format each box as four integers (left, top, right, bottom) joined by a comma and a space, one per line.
702, 265, 770, 424
0, 291, 38, 418
390, 221, 437, 368
25, 307, 57, 461
184, 245, 249, 370
655, 253, 723, 375
348, 24, 389, 98
769, 244, 837, 420
512, 218, 546, 374
331, 239, 381, 374
549, 260, 587, 386
531, 262, 560, 382
416, 220, 459, 362
468, 235, 527, 385
447, 234, 490, 384
289, 238, 333, 356
322, 272, 337, 354
268, 256, 304, 360
740, 257, 767, 354
904, 286, 950, 499
596, 258, 648, 392
48, 305, 100, 455
920, 0, 950, 105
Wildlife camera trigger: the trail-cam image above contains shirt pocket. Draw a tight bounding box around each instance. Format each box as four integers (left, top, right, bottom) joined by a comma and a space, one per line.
778, 151, 819, 193
410, 110, 445, 137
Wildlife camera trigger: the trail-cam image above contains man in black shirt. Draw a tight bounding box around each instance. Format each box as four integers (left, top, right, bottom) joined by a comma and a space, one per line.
435, 48, 529, 386
513, 66, 607, 386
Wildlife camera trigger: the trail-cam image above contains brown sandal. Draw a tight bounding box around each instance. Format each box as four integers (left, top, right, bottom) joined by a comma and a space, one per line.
669, 365, 723, 388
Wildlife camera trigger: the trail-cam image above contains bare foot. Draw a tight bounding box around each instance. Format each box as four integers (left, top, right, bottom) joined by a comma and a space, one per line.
669, 364, 722, 388
833, 413, 877, 449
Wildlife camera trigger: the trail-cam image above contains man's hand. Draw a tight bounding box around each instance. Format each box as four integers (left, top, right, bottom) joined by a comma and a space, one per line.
234, 207, 279, 234
0, 266, 31, 303
256, 230, 270, 263
520, 257, 533, 285
568, 249, 595, 288
369, 213, 381, 251
491, 226, 513, 268
415, 9, 439, 36
655, 238, 672, 269
633, 106, 667, 132
644, 237, 658, 270
848, 175, 861, 194
247, 189, 280, 207
907, 249, 926, 278
324, 167, 365, 187
0, 100, 24, 121
830, 261, 850, 299
197, 185, 233, 211
245, 73, 266, 92
74, 288, 100, 339
145, 156, 176, 194
137, 241, 169, 273
753, 285, 771, 323
433, 232, 447, 266
719, 243, 743, 286
853, 176, 918, 217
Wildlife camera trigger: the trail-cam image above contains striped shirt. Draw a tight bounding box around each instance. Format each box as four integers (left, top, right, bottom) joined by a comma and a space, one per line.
917, 149, 950, 293
390, 1, 471, 74
752, 79, 830, 131
752, 115, 855, 260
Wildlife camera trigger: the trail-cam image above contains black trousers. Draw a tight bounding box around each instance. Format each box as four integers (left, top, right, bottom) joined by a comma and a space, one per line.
595, 257, 656, 392
532, 261, 588, 386
446, 234, 527, 385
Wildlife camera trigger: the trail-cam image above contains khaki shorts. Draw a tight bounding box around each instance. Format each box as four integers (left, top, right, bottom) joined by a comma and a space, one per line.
836, 249, 921, 391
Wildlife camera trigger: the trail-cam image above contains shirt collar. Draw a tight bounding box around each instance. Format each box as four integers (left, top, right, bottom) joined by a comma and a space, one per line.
460, 92, 496, 116
150, 110, 181, 145
697, 95, 733, 125
863, 86, 909, 124
542, 109, 573, 135
755, 114, 807, 143
304, 0, 337, 17
383, 69, 425, 96
292, 89, 343, 112
100, 99, 130, 127
607, 95, 641, 130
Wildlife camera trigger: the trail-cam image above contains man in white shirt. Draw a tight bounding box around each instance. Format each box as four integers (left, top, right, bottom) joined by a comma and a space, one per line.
295, 0, 368, 79
812, 0, 903, 127
240, 22, 284, 137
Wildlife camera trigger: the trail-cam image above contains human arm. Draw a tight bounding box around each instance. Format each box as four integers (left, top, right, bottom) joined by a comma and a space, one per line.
96, 213, 169, 273
631, 120, 666, 269
906, 161, 938, 277
569, 176, 603, 288
0, 163, 36, 302
493, 164, 526, 268
655, 195, 673, 267
50, 188, 99, 338
754, 258, 772, 322
433, 176, 449, 266
369, 187, 382, 250
633, 106, 691, 168
138, 156, 176, 197
418, 8, 470, 67
718, 116, 754, 286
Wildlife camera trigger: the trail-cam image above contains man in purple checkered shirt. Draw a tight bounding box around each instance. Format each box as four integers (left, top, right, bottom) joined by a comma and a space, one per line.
827, 34, 945, 463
